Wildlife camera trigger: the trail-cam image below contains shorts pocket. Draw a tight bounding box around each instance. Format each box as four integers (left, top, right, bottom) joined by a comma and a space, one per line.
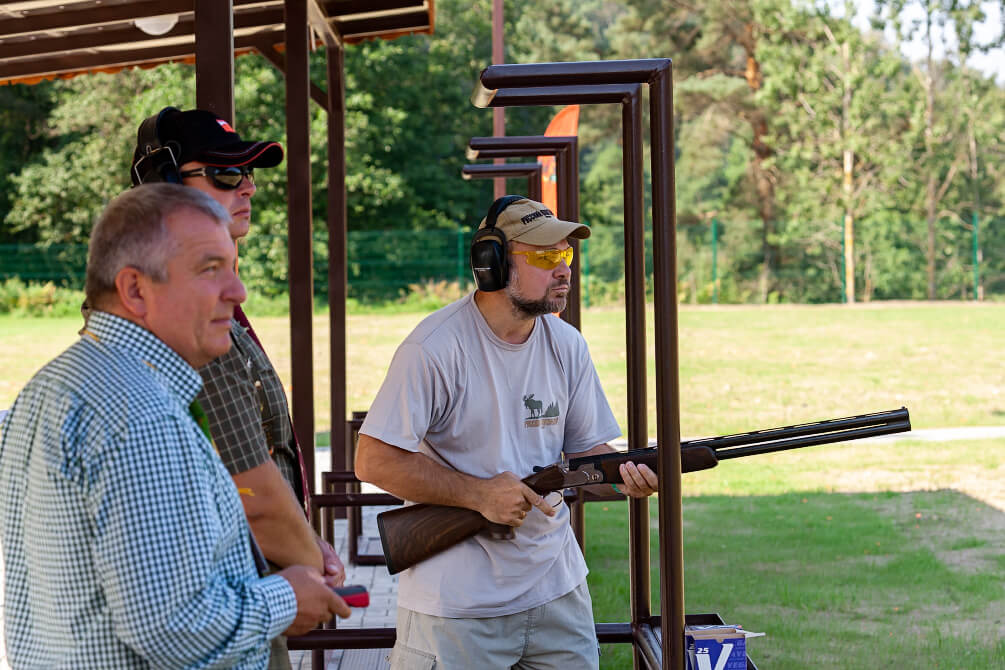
389, 642, 436, 670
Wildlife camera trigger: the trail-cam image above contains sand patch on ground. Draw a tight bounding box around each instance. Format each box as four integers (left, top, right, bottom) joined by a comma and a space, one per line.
822, 463, 1005, 512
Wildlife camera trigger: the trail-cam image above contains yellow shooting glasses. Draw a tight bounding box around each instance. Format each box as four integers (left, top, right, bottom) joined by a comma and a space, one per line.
510, 247, 575, 270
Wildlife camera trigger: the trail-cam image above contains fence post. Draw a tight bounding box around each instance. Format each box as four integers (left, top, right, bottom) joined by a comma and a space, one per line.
582, 236, 589, 308
457, 227, 466, 287
972, 212, 980, 301
711, 218, 718, 304
840, 222, 847, 303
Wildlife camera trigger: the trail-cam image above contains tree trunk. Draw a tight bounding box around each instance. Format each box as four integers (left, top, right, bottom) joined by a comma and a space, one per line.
923, 12, 937, 300
841, 42, 855, 304
743, 34, 777, 303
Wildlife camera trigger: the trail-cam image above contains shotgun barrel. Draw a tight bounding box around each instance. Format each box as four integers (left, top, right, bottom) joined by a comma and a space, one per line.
376, 407, 911, 574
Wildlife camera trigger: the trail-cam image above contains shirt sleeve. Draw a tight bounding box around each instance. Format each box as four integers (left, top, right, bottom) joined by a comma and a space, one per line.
359, 342, 444, 452
562, 334, 622, 455
88, 411, 296, 668
197, 345, 271, 476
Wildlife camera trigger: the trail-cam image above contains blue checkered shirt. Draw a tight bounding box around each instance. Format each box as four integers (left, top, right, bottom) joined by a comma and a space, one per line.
0, 311, 297, 669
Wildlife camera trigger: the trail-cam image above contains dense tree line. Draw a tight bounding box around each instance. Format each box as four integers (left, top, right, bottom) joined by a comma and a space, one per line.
0, 0, 1002, 303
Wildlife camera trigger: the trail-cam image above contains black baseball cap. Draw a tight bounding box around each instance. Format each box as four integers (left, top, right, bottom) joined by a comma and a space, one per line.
130, 107, 283, 184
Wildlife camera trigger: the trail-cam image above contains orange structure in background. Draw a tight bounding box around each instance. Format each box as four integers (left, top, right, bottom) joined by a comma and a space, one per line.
539, 105, 579, 213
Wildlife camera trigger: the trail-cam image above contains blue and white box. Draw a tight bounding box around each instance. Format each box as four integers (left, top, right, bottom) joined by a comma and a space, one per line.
685, 625, 763, 670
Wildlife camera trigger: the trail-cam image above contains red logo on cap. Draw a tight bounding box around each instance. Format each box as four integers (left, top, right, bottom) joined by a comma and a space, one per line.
217, 119, 236, 133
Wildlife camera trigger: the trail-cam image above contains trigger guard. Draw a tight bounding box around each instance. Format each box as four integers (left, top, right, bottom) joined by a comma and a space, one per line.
485, 523, 515, 540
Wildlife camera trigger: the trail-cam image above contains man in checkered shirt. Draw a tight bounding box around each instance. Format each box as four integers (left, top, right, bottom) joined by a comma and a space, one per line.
125, 108, 346, 669
0, 185, 348, 668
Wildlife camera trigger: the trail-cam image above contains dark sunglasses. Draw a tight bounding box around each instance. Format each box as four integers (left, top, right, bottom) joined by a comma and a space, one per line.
178, 165, 254, 190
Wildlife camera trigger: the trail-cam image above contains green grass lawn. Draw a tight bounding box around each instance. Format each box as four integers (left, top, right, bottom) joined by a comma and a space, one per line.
586, 435, 1005, 669
589, 481, 1005, 669
2, 303, 1003, 669
4, 302, 1003, 434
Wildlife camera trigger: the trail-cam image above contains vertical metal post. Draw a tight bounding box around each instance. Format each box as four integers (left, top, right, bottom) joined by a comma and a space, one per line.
491, 0, 506, 199
558, 141, 581, 330
457, 228, 466, 286
711, 218, 718, 304
194, 0, 234, 122
972, 212, 980, 301
650, 65, 685, 670
527, 171, 542, 201
285, 0, 316, 488
327, 44, 348, 519
621, 89, 650, 670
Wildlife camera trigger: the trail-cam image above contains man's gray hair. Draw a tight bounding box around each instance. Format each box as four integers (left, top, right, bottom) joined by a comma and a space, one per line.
84, 183, 230, 307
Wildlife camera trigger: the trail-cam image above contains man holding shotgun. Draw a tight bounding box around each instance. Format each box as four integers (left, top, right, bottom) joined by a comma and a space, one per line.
356, 196, 657, 669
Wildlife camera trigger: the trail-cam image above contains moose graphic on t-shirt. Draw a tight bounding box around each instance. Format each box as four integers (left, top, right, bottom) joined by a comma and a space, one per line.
523, 394, 543, 418
523, 394, 560, 422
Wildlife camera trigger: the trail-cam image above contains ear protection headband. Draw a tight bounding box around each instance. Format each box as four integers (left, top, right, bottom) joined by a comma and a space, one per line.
131, 107, 183, 187
470, 195, 524, 292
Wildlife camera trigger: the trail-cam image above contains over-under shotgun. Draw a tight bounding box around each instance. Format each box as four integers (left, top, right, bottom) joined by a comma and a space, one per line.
376, 407, 910, 574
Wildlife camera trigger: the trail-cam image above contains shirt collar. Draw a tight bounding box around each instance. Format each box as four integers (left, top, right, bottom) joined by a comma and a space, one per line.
84, 311, 204, 404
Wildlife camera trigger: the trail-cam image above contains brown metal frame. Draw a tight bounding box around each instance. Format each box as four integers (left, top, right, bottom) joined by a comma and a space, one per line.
332, 413, 395, 566
461, 162, 543, 202
471, 61, 683, 670
474, 88, 656, 670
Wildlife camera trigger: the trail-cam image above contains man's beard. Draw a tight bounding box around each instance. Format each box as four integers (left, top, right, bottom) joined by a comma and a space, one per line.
506, 272, 569, 319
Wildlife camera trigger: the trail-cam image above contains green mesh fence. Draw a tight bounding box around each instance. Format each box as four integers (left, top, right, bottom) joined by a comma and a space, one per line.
0, 244, 88, 284
2, 219, 1000, 303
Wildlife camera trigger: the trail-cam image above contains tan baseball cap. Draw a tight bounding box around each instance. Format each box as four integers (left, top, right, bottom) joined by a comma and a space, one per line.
478, 198, 590, 246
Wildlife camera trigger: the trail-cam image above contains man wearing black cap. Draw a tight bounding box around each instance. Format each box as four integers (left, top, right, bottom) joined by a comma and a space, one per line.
355, 196, 657, 669
127, 107, 345, 670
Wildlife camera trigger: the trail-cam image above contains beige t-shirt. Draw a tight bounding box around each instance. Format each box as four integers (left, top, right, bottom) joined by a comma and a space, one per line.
361, 293, 621, 617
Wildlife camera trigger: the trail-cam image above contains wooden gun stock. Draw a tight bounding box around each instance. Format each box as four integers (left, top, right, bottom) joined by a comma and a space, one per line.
376, 407, 910, 574
375, 445, 718, 575
377, 504, 507, 575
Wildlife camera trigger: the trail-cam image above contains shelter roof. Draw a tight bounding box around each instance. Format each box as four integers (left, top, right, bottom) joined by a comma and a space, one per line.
0, 0, 435, 85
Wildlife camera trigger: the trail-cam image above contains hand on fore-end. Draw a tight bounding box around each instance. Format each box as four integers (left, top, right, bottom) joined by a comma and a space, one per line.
618, 461, 658, 497
478, 471, 556, 527
279, 565, 350, 636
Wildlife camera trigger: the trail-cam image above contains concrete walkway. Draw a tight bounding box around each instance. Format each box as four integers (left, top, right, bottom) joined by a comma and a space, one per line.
289, 502, 398, 670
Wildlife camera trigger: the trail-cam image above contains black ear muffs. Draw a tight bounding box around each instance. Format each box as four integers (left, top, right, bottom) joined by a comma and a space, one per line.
470, 195, 524, 292
131, 107, 183, 186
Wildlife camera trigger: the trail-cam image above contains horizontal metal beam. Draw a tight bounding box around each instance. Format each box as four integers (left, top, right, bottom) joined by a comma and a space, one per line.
287, 627, 396, 650
337, 9, 430, 39
0, 0, 267, 39
288, 622, 642, 650
477, 58, 672, 92
0, 0, 198, 37
320, 0, 427, 14
0, 6, 284, 60
479, 84, 641, 109
461, 162, 541, 180
0, 29, 282, 80
466, 134, 576, 160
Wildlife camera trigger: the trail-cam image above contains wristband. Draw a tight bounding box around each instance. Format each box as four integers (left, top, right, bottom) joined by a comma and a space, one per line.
611, 483, 622, 494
